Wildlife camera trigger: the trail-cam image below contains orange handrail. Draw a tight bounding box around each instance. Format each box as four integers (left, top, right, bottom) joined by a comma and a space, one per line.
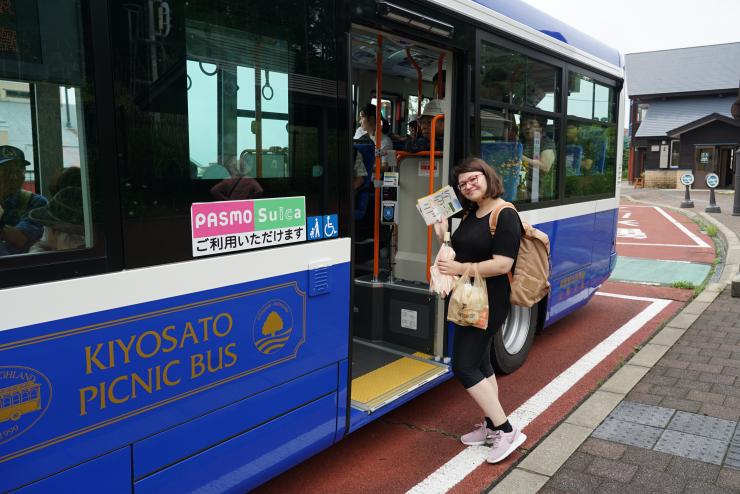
427, 114, 444, 282
373, 34, 383, 281
405, 48, 423, 116
436, 54, 446, 99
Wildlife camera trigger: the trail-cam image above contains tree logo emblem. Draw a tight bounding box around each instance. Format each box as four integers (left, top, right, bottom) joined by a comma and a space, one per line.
253, 299, 294, 355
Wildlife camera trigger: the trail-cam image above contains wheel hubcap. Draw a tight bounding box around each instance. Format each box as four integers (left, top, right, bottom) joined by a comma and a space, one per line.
502, 305, 531, 355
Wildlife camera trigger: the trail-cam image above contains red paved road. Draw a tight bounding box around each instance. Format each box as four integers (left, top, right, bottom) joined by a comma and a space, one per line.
616, 201, 715, 263
256, 283, 689, 494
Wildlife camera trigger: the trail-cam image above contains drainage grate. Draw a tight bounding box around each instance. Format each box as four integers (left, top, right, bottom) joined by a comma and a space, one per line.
593, 417, 664, 449
654, 429, 730, 465
667, 411, 737, 441
610, 401, 676, 428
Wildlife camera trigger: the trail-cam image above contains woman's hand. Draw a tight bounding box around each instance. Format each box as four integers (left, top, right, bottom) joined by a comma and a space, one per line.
437, 258, 464, 276
433, 219, 448, 242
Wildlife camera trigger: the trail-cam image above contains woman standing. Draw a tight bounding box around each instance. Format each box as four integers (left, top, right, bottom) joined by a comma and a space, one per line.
434, 157, 525, 464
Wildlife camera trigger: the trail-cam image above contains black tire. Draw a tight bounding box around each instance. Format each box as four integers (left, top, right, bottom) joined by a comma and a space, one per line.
491, 302, 539, 374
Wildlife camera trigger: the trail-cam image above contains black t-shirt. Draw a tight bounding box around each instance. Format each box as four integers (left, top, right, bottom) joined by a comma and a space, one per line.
451, 207, 521, 332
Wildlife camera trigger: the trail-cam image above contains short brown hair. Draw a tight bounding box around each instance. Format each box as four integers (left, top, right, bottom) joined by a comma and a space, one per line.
453, 157, 504, 211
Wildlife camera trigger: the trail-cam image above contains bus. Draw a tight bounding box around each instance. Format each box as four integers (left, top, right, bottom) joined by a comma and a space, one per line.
0, 0, 623, 492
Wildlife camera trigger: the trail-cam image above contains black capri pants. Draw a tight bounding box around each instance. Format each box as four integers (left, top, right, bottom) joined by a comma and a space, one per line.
451, 324, 495, 389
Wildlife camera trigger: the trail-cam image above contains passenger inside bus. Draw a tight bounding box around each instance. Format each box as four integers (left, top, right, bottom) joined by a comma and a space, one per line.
28, 186, 85, 253
353, 103, 396, 190
520, 115, 555, 174
0, 146, 47, 256
404, 99, 445, 152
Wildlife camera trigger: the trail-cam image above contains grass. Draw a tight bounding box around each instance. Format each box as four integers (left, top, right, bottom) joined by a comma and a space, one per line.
670, 280, 696, 290
706, 224, 718, 237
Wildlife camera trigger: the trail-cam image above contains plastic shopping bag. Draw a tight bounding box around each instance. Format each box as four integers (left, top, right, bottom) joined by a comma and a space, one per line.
446, 264, 489, 330
430, 242, 457, 298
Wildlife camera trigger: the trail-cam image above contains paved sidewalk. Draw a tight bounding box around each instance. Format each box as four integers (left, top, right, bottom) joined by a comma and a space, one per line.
490, 188, 740, 493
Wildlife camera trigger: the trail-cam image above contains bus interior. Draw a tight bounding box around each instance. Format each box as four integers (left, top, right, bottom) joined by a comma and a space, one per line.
349, 27, 453, 421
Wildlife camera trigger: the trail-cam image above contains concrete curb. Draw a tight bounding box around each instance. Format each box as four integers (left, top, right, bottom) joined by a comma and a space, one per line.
491, 198, 740, 494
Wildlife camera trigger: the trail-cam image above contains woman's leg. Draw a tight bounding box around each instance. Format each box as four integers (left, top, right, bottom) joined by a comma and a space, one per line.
452, 326, 507, 425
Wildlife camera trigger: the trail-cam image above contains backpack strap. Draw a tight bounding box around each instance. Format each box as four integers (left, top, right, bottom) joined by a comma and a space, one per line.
488, 201, 517, 285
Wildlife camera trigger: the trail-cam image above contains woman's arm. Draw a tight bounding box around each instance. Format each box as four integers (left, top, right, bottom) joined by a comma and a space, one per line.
437, 255, 514, 278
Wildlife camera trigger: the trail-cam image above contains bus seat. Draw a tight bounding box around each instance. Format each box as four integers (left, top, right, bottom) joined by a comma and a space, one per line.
592, 139, 607, 174
353, 143, 375, 221
480, 141, 522, 202
480, 141, 522, 166
565, 145, 583, 175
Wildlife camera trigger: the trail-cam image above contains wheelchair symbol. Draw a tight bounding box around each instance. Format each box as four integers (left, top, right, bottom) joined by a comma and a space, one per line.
323, 215, 338, 238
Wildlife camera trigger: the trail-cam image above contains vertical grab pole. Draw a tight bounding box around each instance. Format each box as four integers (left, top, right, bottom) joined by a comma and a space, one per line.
426, 114, 444, 282
373, 34, 383, 281
405, 48, 422, 116
435, 54, 445, 98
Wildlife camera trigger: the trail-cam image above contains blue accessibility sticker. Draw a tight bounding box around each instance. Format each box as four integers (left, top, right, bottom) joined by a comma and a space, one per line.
307, 216, 324, 241
323, 215, 338, 238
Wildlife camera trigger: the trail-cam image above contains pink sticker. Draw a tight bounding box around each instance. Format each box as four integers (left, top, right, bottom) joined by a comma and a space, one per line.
191, 200, 255, 238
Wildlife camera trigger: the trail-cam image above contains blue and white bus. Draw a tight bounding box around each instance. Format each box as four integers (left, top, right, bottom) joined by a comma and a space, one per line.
0, 0, 623, 492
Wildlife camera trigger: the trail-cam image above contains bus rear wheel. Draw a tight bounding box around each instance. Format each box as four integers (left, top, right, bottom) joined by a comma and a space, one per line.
10, 411, 22, 421
492, 303, 538, 374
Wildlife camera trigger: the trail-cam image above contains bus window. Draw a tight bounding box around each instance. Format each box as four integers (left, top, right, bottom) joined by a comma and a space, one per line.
479, 107, 559, 205
565, 72, 618, 197
0, 1, 101, 279
113, 0, 343, 267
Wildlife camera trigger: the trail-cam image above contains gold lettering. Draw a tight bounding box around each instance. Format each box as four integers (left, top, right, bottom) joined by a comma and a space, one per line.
79, 385, 98, 416
224, 343, 238, 368
190, 353, 205, 379
84, 343, 107, 374
180, 322, 199, 348
199, 316, 213, 342
136, 330, 162, 359
161, 325, 178, 353
115, 335, 137, 364
108, 340, 116, 368
99, 382, 107, 410
108, 375, 130, 405
206, 349, 223, 373
163, 359, 181, 386
212, 313, 233, 338
131, 368, 153, 398
154, 365, 162, 391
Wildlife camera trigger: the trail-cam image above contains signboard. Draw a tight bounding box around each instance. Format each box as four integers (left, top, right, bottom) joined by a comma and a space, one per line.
306, 215, 338, 241
191, 197, 306, 257
659, 144, 669, 169
680, 173, 694, 187
705, 173, 720, 189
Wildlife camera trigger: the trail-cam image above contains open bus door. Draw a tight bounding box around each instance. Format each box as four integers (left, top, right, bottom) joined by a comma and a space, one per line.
348, 27, 454, 430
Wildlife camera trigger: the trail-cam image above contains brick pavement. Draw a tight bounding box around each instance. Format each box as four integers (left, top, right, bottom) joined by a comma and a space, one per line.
490, 186, 740, 494
541, 287, 740, 493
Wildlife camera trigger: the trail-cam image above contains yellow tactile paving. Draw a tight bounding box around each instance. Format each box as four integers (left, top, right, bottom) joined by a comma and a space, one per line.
351, 353, 446, 409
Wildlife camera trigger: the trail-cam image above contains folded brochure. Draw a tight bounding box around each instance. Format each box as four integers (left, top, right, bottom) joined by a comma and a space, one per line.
416, 185, 463, 225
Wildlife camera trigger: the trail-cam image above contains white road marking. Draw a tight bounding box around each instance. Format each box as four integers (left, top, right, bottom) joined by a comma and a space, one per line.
617, 242, 707, 248
622, 211, 632, 219
653, 207, 711, 248
617, 228, 647, 239
406, 292, 671, 494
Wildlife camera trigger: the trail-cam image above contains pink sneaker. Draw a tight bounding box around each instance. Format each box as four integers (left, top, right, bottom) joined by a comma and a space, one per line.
486, 427, 526, 463
460, 422, 493, 446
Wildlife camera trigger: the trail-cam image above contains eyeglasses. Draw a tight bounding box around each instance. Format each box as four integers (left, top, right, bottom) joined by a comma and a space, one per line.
456, 173, 483, 191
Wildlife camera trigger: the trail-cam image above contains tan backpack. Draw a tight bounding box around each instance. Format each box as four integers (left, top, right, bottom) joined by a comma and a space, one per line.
489, 202, 551, 307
